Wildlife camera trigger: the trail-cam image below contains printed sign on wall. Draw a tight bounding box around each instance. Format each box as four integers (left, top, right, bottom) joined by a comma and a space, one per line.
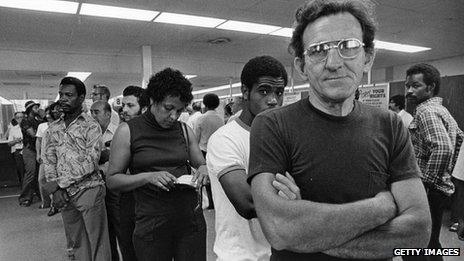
358, 83, 390, 110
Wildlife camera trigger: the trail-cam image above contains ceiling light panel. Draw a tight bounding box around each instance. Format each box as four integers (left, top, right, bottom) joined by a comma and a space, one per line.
185, 75, 197, 79
154, 12, 225, 28
66, 72, 91, 82
217, 20, 281, 34
80, 3, 159, 21
269, 27, 293, 37
374, 40, 431, 53
0, 0, 79, 14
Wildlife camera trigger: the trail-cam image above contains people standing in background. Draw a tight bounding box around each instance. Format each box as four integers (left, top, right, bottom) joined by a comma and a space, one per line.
8, 112, 25, 185
186, 101, 202, 129
43, 77, 110, 260
106, 68, 208, 261
207, 55, 300, 261
406, 63, 463, 260
227, 96, 244, 124
18, 100, 41, 207
248, 1, 431, 260
117, 85, 150, 261
194, 93, 224, 209
36, 103, 61, 216
92, 84, 120, 126
91, 100, 120, 261
389, 94, 413, 128
223, 103, 234, 124
121, 85, 150, 123
178, 105, 192, 123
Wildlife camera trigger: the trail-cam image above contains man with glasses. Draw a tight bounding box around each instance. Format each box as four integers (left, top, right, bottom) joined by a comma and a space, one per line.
248, 0, 431, 260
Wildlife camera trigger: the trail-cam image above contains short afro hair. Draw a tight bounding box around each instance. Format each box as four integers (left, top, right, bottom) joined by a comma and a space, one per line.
60, 77, 86, 97
123, 85, 150, 109
406, 63, 441, 95
203, 93, 220, 110
146, 68, 193, 105
241, 55, 288, 91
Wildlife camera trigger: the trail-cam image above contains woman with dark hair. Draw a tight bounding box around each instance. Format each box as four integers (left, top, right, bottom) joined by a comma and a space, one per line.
107, 68, 208, 261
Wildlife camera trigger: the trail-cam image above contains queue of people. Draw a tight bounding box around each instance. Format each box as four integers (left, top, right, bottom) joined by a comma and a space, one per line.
5, 0, 464, 261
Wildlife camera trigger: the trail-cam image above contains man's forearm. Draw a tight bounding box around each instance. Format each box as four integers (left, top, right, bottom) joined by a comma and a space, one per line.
283, 197, 396, 253
323, 210, 431, 259
254, 181, 396, 253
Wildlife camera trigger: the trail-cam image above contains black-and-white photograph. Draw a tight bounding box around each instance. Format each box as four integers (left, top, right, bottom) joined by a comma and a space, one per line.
0, 0, 463, 260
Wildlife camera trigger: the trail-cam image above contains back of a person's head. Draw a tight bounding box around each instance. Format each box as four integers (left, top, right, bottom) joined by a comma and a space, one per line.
390, 94, 405, 110
146, 68, 193, 104
123, 85, 150, 108
406, 63, 441, 95
60, 77, 86, 97
203, 93, 220, 110
241, 55, 288, 90
192, 102, 202, 112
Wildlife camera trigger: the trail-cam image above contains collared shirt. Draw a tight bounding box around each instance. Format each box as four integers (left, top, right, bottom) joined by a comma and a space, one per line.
42, 112, 103, 196
398, 109, 413, 128
99, 122, 118, 175
8, 125, 23, 153
409, 97, 463, 195
227, 109, 242, 124
194, 110, 224, 152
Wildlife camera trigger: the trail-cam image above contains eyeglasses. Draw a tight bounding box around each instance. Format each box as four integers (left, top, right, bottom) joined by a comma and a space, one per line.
304, 38, 365, 63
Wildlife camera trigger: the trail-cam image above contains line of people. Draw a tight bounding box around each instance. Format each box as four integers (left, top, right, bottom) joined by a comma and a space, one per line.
10, 0, 464, 260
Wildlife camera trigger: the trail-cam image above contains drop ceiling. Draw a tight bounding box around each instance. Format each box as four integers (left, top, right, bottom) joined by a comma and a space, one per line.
0, 0, 463, 100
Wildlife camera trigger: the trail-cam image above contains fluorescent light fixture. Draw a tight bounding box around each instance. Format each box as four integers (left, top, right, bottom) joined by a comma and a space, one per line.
185, 75, 197, 79
217, 20, 281, 34
374, 40, 430, 53
0, 0, 79, 14
66, 72, 92, 82
154, 12, 225, 28
192, 82, 241, 95
80, 3, 159, 21
285, 84, 309, 91
269, 27, 293, 37
219, 92, 242, 99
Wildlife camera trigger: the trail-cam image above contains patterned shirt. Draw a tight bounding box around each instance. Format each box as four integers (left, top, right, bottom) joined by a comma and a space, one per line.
409, 97, 463, 196
42, 112, 104, 196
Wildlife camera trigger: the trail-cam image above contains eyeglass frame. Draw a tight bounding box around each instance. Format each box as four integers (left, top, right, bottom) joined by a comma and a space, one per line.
303, 38, 365, 63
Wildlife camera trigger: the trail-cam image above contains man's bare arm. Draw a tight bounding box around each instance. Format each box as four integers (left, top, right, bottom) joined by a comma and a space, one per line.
323, 178, 431, 259
251, 172, 397, 253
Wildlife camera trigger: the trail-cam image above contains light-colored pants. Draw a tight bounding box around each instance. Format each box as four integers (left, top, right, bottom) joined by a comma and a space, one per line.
60, 185, 111, 261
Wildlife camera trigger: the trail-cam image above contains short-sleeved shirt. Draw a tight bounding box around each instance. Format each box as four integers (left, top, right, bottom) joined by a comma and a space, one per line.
42, 112, 103, 196
207, 118, 270, 261
8, 124, 23, 153
248, 98, 421, 261
194, 110, 224, 152
20, 116, 40, 151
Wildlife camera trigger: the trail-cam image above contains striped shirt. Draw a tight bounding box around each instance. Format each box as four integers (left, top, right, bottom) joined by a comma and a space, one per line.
409, 97, 463, 196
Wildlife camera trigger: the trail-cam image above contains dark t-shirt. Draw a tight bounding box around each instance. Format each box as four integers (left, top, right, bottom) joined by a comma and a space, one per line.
248, 98, 421, 261
20, 116, 40, 152
127, 111, 195, 217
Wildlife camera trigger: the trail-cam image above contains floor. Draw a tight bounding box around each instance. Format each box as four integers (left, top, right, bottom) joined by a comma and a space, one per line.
0, 187, 462, 261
